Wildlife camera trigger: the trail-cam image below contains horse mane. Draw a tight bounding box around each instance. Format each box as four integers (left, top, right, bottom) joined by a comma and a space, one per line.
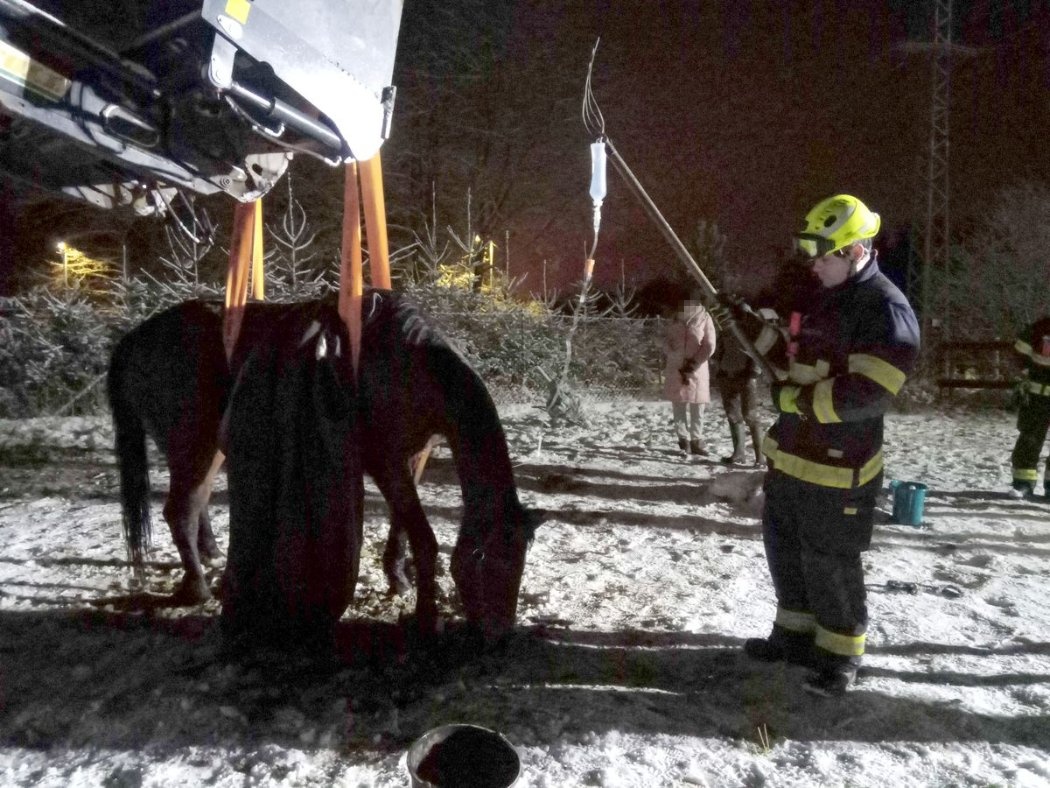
360, 289, 533, 543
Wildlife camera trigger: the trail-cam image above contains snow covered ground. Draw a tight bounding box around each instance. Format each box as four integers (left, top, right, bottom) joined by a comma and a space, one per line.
0, 398, 1048, 787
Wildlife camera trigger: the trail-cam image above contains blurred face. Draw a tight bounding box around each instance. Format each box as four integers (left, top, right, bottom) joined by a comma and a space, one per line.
809, 244, 859, 288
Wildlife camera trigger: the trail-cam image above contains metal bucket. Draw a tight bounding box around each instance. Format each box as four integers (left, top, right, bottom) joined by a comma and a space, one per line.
405, 724, 521, 788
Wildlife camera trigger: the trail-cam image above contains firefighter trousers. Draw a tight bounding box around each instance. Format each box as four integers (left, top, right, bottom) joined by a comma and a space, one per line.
1011, 396, 1050, 491
761, 469, 882, 666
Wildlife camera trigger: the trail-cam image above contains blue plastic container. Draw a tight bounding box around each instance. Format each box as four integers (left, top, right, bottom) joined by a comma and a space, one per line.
891, 481, 927, 526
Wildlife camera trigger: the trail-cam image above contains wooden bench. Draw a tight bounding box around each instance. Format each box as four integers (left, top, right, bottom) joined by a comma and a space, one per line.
935, 340, 1016, 391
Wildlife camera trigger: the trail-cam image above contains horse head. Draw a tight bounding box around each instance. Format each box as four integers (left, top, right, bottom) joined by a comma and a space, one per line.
450, 491, 546, 642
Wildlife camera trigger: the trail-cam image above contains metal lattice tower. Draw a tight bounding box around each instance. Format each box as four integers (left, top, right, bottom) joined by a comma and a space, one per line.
922, 0, 953, 344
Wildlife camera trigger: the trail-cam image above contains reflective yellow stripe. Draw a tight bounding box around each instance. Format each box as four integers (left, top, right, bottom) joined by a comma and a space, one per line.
848, 353, 907, 394
1013, 468, 1039, 482
1018, 339, 1050, 367
0, 40, 70, 101
762, 434, 779, 457
775, 607, 816, 633
775, 451, 853, 488
815, 625, 865, 657
225, 0, 252, 24
812, 379, 840, 423
764, 439, 883, 489
857, 453, 883, 486
843, 507, 858, 515
778, 385, 800, 414
788, 359, 830, 385
1024, 380, 1050, 396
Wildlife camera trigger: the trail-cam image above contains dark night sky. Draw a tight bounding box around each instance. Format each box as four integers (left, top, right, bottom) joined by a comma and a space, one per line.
387, 0, 1050, 296
4, 0, 1049, 300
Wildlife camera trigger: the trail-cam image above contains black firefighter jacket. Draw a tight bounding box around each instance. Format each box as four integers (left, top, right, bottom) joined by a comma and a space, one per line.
1015, 316, 1050, 400
764, 259, 920, 490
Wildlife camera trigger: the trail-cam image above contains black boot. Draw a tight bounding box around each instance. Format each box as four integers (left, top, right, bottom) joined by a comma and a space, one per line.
678, 437, 689, 452
1010, 481, 1034, 499
747, 420, 764, 466
744, 626, 814, 667
721, 422, 746, 465
689, 439, 708, 457
804, 663, 858, 697
803, 643, 861, 697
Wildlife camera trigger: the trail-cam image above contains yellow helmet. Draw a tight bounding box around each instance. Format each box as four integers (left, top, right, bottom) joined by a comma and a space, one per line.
793, 194, 880, 259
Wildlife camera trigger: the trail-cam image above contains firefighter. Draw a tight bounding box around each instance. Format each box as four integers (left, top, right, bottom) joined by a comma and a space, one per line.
1010, 315, 1050, 498
741, 195, 920, 696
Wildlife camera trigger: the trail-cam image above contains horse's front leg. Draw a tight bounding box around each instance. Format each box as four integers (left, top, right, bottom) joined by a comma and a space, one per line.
371, 460, 438, 636
196, 451, 226, 565
382, 523, 411, 596
381, 435, 442, 594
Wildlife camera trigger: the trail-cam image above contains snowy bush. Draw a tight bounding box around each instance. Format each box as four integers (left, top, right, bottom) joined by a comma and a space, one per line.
1, 264, 663, 418
0, 290, 119, 417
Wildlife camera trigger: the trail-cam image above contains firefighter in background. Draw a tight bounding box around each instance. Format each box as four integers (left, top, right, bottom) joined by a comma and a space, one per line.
1010, 315, 1050, 499
738, 195, 920, 696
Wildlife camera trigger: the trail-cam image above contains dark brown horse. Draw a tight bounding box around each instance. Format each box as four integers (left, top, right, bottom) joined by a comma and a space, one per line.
106, 289, 544, 638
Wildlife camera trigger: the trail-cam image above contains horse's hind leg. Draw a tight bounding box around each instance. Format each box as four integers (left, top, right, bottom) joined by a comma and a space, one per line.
164, 448, 223, 604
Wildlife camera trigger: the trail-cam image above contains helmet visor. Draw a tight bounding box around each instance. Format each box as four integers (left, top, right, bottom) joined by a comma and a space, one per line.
793, 233, 836, 260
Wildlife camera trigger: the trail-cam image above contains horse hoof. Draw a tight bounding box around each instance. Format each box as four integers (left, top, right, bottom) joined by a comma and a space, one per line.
384, 570, 413, 597
200, 550, 225, 567
385, 579, 410, 597
172, 576, 213, 606
400, 611, 439, 642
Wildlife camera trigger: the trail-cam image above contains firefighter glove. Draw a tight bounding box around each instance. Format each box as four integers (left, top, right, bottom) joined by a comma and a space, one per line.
717, 291, 747, 310
1008, 378, 1030, 411
711, 292, 744, 330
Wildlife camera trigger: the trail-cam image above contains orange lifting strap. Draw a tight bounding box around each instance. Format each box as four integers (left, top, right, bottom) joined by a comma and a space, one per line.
221, 155, 389, 368
339, 151, 391, 373
220, 155, 433, 481
340, 154, 435, 480
223, 199, 265, 362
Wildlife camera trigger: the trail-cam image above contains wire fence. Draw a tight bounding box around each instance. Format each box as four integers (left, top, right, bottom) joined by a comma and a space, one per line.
0, 290, 673, 418
425, 309, 670, 406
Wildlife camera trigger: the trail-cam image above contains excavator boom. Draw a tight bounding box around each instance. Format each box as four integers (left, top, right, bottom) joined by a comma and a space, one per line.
0, 0, 402, 214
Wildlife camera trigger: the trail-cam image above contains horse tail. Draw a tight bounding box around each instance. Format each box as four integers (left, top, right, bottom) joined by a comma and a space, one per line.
106, 339, 153, 569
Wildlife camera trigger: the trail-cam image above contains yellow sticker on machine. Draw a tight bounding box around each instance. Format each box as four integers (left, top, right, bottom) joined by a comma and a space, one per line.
0, 40, 70, 101
224, 0, 252, 25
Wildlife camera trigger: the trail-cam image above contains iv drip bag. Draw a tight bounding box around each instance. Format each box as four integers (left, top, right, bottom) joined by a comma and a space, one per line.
589, 141, 607, 203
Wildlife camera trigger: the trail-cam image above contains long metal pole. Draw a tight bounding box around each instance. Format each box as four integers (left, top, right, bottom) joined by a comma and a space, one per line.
604, 138, 777, 379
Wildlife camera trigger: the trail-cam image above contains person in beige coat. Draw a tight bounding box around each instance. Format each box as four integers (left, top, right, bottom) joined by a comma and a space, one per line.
662, 300, 717, 455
